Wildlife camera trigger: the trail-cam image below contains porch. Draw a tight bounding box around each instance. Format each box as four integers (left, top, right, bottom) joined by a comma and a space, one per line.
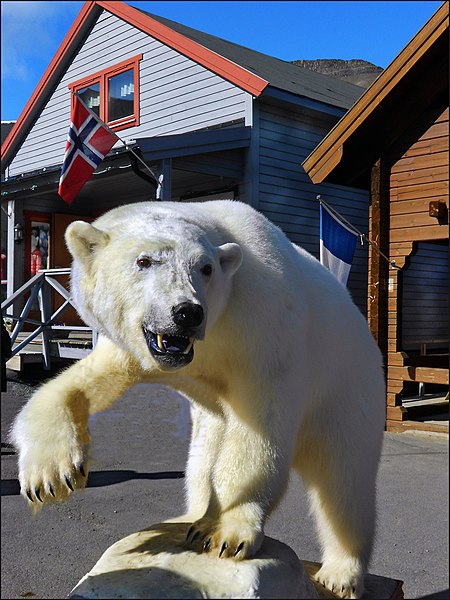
2, 268, 95, 371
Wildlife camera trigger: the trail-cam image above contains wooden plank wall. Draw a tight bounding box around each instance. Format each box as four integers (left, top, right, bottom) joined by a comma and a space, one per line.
258, 99, 370, 314
390, 107, 449, 244
7, 10, 251, 178
386, 106, 449, 431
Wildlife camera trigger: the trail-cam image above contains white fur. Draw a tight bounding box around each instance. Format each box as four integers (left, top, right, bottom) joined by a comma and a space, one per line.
10, 200, 385, 599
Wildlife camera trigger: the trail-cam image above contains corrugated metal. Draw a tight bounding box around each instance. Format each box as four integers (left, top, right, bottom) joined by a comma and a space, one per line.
257, 101, 369, 313
8, 10, 251, 177
402, 242, 449, 352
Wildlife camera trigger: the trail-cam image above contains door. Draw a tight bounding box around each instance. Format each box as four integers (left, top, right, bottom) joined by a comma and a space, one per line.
53, 213, 93, 326
23, 212, 52, 329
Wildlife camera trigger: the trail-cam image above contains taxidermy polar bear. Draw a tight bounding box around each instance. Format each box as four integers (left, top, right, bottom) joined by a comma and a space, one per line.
10, 200, 385, 599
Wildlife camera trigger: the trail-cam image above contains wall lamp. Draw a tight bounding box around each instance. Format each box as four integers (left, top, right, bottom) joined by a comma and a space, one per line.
14, 223, 24, 243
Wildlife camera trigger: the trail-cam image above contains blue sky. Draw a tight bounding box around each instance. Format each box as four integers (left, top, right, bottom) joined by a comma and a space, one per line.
1, 1, 443, 122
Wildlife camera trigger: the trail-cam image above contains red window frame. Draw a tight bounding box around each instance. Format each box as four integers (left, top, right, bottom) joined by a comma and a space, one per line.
69, 54, 142, 132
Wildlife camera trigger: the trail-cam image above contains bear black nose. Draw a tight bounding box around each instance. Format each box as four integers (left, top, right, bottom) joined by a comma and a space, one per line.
172, 302, 204, 329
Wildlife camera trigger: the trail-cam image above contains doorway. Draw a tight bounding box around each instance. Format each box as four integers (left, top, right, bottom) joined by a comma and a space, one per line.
52, 213, 93, 326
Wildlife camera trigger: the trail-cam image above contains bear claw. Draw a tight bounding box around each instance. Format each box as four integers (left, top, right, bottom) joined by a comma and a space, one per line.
314, 564, 362, 599
35, 488, 43, 502
26, 489, 34, 502
234, 542, 244, 556
191, 531, 201, 543
186, 526, 194, 542
203, 538, 211, 551
219, 542, 228, 557
48, 484, 55, 497
64, 476, 74, 491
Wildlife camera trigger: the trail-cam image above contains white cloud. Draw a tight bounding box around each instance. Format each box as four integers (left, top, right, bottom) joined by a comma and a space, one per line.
1, 1, 78, 22
1, 1, 83, 82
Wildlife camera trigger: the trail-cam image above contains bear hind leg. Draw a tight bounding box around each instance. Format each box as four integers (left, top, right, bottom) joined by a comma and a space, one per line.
306, 487, 371, 599
294, 427, 379, 599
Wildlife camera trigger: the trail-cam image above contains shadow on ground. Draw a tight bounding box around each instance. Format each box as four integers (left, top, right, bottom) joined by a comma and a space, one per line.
1, 469, 184, 496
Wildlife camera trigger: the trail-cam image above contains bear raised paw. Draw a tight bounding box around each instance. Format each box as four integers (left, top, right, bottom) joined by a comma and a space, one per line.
10, 200, 385, 599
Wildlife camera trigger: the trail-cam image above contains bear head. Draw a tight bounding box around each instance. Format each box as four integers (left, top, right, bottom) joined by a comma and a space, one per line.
65, 208, 242, 372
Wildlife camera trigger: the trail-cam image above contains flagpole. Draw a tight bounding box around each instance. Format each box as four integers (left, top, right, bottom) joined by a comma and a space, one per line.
73, 92, 163, 198
317, 195, 399, 269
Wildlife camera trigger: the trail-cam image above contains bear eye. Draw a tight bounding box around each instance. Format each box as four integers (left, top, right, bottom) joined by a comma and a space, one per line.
201, 264, 213, 277
136, 256, 153, 269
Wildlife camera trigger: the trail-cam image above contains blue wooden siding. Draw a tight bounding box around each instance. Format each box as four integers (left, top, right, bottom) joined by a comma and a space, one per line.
7, 10, 251, 177
257, 100, 369, 313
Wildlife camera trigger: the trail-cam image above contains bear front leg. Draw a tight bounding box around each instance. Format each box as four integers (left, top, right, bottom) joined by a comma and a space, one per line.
185, 408, 293, 560
9, 336, 141, 512
184, 405, 225, 520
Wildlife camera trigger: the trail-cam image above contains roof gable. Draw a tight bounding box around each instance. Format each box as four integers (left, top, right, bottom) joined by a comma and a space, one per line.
1, 0, 267, 170
302, 1, 449, 187
1, 0, 363, 171
95, 1, 269, 96
1, 1, 98, 169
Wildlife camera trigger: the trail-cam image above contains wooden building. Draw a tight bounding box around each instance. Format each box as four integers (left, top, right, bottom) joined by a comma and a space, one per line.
303, 1, 449, 433
1, 0, 373, 335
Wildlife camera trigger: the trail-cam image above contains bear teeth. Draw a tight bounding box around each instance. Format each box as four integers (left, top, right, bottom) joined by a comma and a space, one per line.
157, 334, 164, 351
156, 333, 194, 354
183, 339, 194, 355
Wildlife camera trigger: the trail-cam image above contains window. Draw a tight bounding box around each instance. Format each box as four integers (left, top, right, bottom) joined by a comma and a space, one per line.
69, 54, 142, 131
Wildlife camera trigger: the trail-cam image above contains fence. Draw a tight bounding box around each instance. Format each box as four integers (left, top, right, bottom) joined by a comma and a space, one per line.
1, 268, 95, 369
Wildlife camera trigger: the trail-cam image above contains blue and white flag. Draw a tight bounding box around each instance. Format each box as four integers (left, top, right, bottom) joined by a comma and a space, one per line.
320, 202, 358, 286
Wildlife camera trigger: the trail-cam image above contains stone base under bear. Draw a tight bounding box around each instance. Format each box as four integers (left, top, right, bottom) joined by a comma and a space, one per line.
67, 522, 404, 600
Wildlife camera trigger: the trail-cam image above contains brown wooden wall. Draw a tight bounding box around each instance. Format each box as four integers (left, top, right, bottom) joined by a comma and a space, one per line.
382, 106, 449, 432
390, 106, 449, 244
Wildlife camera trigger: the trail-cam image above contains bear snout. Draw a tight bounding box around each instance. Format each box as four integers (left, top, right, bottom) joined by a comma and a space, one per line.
172, 302, 204, 332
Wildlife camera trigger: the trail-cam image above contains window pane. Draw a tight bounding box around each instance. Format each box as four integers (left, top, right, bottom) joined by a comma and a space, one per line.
108, 69, 134, 122
78, 83, 100, 116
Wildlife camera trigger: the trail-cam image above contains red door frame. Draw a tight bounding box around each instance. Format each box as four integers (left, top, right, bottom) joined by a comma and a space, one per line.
24, 211, 53, 281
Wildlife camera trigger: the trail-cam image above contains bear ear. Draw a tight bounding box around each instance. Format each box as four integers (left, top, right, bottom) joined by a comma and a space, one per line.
65, 221, 110, 262
217, 243, 243, 276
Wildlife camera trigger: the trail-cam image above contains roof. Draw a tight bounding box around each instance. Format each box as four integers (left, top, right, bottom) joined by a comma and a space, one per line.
302, 1, 449, 188
136, 9, 364, 110
1, 122, 15, 146
1, 0, 363, 172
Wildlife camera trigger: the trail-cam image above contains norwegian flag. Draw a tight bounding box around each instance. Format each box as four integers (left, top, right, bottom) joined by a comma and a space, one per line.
58, 95, 119, 205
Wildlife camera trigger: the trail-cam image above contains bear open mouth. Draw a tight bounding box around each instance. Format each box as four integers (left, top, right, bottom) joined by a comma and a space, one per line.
142, 328, 195, 368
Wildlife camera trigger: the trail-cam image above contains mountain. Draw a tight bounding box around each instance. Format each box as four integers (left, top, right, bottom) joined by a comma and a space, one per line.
292, 59, 383, 89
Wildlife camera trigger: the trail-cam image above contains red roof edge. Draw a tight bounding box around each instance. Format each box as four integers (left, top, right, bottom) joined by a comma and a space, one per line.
95, 1, 268, 96
1, 0, 268, 168
1, 1, 97, 163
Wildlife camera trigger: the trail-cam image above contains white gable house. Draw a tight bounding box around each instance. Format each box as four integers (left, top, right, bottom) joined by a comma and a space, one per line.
1, 1, 369, 365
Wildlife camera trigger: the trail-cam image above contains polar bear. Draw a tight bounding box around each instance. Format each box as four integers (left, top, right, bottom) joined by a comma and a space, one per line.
10, 200, 385, 599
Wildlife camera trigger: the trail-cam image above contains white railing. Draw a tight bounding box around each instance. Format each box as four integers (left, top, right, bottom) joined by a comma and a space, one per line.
1, 268, 96, 369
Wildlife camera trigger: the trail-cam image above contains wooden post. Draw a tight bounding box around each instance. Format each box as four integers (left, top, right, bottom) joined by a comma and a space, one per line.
159, 158, 172, 201
39, 274, 53, 370
6, 199, 23, 316
368, 157, 390, 368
